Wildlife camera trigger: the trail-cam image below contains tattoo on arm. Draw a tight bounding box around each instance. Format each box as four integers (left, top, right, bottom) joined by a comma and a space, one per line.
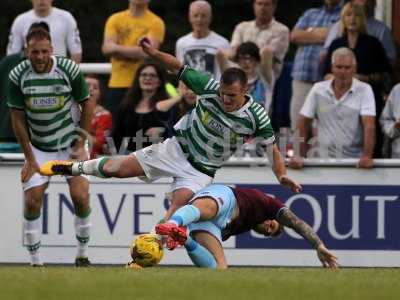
277, 209, 322, 249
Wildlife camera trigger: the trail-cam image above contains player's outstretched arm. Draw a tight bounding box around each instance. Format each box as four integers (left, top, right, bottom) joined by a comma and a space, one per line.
139, 37, 183, 75
277, 209, 339, 268
266, 144, 302, 193
316, 243, 339, 269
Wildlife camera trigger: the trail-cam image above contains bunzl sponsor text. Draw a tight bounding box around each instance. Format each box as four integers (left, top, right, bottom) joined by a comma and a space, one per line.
237, 184, 400, 250
29, 96, 61, 109
38, 182, 170, 247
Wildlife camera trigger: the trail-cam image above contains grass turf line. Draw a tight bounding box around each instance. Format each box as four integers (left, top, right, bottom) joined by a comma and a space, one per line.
0, 267, 399, 300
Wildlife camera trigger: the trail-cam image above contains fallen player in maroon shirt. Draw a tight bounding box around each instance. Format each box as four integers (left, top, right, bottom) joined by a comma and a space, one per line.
156, 184, 338, 269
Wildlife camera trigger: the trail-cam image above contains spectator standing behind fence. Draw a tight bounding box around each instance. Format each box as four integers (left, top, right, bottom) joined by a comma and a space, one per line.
290, 48, 376, 169
290, 0, 343, 131
175, 0, 229, 80
102, 0, 165, 117
229, 0, 289, 82
85, 75, 112, 159
324, 0, 396, 66
7, 0, 82, 63
111, 62, 169, 154
380, 84, 400, 158
216, 42, 273, 111
322, 2, 391, 157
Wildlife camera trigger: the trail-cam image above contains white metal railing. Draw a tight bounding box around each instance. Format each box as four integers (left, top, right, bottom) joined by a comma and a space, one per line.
79, 63, 111, 74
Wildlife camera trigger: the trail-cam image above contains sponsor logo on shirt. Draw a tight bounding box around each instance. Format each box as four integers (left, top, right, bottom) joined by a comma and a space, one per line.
53, 85, 65, 94
209, 119, 227, 135
28, 96, 64, 110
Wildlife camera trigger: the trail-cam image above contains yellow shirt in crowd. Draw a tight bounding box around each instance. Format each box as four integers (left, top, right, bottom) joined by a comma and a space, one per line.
104, 9, 165, 88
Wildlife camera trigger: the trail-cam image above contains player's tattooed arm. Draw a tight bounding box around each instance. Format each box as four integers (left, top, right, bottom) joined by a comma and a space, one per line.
277, 209, 322, 249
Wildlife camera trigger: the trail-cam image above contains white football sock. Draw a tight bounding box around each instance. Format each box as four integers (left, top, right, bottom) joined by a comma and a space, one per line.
75, 214, 91, 258
71, 157, 110, 177
24, 217, 43, 266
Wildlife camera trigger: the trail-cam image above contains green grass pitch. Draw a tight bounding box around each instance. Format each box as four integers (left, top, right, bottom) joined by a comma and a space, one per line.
0, 266, 399, 300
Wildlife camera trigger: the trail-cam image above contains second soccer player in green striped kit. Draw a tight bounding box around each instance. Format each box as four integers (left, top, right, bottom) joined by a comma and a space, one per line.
7, 27, 95, 266
41, 37, 301, 226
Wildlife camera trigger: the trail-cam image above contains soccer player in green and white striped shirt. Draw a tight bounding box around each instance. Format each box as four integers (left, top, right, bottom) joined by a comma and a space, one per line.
7, 27, 95, 267
40, 37, 301, 225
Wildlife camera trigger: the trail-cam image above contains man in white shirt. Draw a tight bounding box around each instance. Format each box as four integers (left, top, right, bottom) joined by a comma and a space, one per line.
229, 0, 289, 80
380, 84, 400, 158
7, 0, 82, 63
175, 0, 230, 79
290, 47, 376, 169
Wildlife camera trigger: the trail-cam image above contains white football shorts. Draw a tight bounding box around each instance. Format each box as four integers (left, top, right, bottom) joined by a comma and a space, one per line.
133, 137, 213, 193
22, 144, 88, 191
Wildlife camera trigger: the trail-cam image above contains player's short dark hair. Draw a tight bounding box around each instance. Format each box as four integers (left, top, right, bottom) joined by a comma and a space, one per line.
235, 42, 260, 62
26, 27, 51, 44
220, 67, 247, 86
28, 22, 50, 34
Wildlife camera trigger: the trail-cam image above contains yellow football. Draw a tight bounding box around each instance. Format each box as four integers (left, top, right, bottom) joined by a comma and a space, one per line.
129, 234, 164, 267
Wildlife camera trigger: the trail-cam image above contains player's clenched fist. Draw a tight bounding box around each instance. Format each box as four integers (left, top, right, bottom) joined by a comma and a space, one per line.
139, 37, 156, 56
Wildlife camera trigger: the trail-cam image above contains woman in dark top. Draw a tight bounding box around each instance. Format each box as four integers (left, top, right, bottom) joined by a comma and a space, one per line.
112, 61, 169, 153
322, 2, 392, 157
155, 81, 197, 137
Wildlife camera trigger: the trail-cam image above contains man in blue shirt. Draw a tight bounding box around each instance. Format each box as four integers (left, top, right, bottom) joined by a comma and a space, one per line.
290, 0, 343, 131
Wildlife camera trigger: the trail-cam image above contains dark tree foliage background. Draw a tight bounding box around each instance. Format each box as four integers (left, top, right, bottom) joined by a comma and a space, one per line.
0, 0, 324, 62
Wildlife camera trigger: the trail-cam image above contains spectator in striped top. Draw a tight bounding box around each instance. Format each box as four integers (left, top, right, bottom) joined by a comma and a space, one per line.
6, 28, 95, 267
39, 37, 301, 227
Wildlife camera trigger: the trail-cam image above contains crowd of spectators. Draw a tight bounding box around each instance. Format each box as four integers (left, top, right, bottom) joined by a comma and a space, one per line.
0, 0, 399, 165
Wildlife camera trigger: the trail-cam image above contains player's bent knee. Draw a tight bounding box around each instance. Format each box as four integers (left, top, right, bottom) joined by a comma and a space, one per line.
24, 196, 42, 213
171, 189, 194, 207
70, 189, 89, 203
101, 158, 120, 176
69, 179, 89, 201
193, 198, 218, 219
24, 186, 46, 213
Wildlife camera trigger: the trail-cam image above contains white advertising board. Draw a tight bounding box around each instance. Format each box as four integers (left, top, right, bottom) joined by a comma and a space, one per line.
1, 163, 399, 267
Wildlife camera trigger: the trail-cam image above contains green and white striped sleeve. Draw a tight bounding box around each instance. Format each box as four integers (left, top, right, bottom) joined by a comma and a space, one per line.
178, 65, 219, 96
6, 73, 24, 110
252, 104, 275, 144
